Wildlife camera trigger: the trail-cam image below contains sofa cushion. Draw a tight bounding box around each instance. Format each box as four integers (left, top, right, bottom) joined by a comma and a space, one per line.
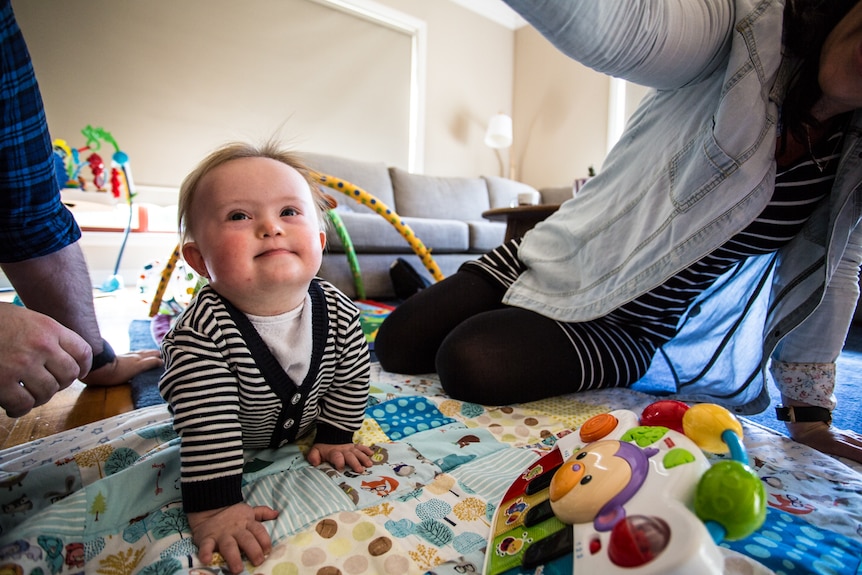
390, 167, 490, 221
401, 216, 470, 253
326, 212, 469, 254
467, 220, 506, 252
484, 176, 541, 208
300, 152, 396, 216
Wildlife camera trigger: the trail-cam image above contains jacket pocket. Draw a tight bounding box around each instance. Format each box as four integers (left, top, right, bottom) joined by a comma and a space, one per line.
669, 122, 739, 211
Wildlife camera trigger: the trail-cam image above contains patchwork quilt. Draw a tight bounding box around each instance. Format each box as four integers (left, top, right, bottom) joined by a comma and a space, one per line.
1, 365, 860, 575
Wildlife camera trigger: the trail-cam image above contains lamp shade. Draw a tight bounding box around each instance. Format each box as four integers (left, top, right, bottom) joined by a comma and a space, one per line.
484, 113, 513, 149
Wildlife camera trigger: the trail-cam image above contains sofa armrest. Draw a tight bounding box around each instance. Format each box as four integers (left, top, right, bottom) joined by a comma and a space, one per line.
539, 186, 575, 205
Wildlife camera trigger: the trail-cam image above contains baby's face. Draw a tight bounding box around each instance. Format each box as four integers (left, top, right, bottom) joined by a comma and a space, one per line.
182, 157, 326, 315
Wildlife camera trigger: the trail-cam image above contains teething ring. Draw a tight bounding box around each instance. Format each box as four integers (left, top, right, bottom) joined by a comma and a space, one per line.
310, 171, 445, 283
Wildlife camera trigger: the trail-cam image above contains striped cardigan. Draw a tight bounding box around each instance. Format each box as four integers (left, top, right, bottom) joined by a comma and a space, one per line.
159, 280, 370, 512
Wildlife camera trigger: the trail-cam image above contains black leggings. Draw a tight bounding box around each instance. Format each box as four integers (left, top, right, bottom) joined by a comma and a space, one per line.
374, 269, 659, 405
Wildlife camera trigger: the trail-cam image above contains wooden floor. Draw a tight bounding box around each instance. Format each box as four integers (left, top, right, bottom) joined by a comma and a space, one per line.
0, 287, 150, 450
0, 382, 134, 450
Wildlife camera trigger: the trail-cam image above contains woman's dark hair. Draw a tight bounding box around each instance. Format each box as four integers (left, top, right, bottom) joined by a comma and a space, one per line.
781, 0, 859, 140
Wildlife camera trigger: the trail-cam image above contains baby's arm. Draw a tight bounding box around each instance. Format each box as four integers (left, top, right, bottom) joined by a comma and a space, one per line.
307, 442, 374, 473
188, 503, 279, 574
307, 290, 374, 472
160, 307, 278, 573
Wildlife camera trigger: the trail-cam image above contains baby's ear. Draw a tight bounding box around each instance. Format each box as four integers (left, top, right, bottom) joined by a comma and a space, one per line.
181, 242, 209, 279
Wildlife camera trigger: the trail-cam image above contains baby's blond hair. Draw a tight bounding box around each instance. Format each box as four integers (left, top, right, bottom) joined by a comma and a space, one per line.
178, 141, 331, 246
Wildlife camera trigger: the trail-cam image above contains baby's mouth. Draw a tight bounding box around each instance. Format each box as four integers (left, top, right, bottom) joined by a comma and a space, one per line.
256, 248, 293, 258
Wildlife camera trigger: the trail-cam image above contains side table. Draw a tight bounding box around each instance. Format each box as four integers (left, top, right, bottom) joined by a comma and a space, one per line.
482, 204, 561, 242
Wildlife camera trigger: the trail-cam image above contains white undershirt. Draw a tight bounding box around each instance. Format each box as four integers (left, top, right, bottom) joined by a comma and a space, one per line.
247, 293, 312, 386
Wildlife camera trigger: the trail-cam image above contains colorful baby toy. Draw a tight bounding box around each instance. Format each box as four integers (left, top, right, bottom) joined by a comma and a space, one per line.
485, 400, 766, 575
53, 125, 136, 292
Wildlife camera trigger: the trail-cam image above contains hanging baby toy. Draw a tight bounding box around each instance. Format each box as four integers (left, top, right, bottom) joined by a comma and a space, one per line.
53, 125, 137, 291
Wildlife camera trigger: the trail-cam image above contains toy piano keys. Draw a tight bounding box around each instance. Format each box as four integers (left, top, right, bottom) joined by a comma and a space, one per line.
484, 401, 767, 575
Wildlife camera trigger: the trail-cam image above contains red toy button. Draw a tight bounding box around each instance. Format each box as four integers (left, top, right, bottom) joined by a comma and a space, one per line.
640, 400, 690, 433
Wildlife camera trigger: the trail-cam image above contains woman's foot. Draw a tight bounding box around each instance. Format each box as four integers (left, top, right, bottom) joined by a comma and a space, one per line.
784, 420, 862, 464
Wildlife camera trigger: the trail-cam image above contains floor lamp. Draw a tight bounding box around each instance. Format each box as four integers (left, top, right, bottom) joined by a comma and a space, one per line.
485, 113, 513, 178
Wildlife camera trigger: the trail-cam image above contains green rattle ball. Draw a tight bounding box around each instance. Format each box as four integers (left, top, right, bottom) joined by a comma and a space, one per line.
694, 460, 766, 541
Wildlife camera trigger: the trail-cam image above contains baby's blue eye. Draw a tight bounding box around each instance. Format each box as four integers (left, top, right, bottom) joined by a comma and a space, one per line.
281, 207, 298, 217
229, 213, 248, 221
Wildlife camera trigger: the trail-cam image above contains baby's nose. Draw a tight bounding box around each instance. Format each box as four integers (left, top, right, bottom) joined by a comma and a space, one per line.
260, 218, 284, 237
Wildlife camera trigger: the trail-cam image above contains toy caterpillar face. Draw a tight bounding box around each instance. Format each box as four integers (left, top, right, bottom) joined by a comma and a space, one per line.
549, 441, 632, 524
549, 439, 650, 527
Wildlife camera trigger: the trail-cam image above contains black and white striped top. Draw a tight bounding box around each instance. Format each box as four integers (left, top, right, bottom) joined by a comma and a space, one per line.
609, 128, 844, 345
466, 128, 845, 351
159, 280, 371, 513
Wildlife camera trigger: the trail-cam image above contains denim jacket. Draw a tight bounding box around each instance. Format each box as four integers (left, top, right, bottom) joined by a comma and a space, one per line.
501, 0, 862, 413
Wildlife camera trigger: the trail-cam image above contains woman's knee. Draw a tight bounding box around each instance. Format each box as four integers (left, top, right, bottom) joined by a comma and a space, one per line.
435, 313, 565, 404
375, 309, 434, 374
376, 270, 505, 374
436, 332, 484, 401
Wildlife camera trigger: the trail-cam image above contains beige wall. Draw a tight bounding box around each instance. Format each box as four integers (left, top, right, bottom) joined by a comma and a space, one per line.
13, 0, 522, 185
512, 25, 610, 189
15, 0, 416, 188
13, 0, 616, 189
367, 0, 519, 179
370, 2, 643, 188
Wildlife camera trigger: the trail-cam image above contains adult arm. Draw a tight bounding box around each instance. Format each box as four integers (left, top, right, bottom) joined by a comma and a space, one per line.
1, 242, 162, 387
0, 1, 159, 390
501, 0, 735, 89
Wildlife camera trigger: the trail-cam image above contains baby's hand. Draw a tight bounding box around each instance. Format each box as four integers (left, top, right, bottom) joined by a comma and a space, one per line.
187, 503, 279, 574
307, 442, 375, 473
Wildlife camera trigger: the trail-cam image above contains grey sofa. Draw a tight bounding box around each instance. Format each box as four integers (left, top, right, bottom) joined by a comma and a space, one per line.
301, 152, 573, 300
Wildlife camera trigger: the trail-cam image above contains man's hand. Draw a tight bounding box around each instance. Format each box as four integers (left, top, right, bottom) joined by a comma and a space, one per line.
307, 442, 375, 473
0, 303, 92, 417
80, 350, 163, 387
188, 503, 279, 574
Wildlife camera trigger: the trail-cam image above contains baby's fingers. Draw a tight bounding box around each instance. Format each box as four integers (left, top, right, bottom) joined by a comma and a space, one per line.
357, 444, 375, 466
215, 537, 244, 575
195, 536, 216, 566
306, 446, 323, 467
346, 449, 375, 473
236, 522, 273, 567
254, 505, 280, 523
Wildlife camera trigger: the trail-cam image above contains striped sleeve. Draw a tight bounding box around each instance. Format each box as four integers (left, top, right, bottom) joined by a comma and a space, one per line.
310, 282, 371, 444
159, 292, 247, 512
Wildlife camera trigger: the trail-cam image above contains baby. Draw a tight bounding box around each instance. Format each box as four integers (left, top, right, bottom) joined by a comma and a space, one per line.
159, 141, 373, 573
